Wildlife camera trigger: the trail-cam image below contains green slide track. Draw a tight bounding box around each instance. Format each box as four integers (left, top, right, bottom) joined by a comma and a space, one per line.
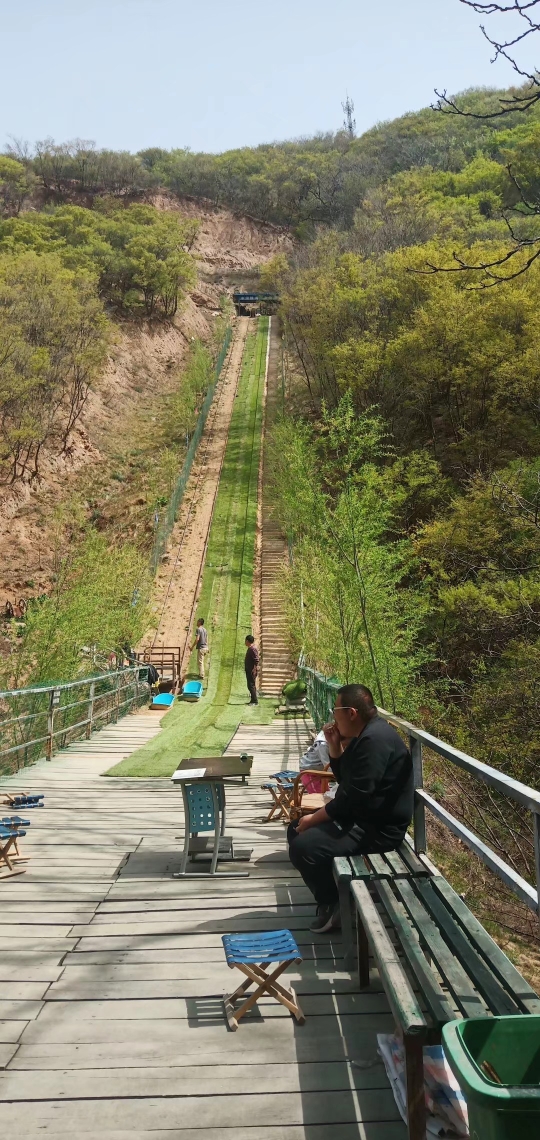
107, 318, 274, 778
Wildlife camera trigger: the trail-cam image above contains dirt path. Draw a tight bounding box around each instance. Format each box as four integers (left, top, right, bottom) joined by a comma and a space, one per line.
145, 317, 249, 665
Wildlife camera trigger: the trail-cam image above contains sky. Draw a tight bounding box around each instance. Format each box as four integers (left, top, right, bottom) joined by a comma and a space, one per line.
0, 0, 531, 155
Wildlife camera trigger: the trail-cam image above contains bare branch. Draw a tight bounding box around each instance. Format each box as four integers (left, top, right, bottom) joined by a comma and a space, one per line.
434, 2, 540, 118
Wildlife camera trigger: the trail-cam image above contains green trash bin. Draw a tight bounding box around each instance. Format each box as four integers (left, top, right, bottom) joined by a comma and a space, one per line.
442, 1016, 540, 1140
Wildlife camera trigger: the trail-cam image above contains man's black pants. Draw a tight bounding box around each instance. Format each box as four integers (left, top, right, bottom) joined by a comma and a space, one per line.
245, 670, 258, 704
287, 819, 398, 908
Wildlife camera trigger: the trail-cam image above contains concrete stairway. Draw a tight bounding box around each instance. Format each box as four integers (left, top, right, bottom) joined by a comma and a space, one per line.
259, 514, 292, 697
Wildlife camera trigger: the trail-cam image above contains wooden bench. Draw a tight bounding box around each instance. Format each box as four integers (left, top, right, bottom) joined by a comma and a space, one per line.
333, 841, 432, 964
341, 853, 540, 1140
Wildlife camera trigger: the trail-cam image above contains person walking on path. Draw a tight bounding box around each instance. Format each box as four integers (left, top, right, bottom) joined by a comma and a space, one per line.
191, 618, 209, 679
244, 634, 259, 705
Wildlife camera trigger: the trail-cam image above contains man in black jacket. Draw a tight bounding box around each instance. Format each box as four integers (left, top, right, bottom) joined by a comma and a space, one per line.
244, 635, 259, 705
287, 683, 413, 933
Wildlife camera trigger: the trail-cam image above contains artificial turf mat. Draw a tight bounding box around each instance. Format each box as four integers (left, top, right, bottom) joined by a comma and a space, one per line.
106, 318, 276, 778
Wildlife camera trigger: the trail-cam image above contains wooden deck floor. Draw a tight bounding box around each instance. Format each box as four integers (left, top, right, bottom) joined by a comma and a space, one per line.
0, 710, 405, 1139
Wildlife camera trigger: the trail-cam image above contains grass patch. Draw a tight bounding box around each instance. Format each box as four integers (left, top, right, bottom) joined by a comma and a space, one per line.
107, 318, 272, 778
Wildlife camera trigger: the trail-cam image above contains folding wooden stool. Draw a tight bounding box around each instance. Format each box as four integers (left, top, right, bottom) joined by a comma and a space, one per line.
261, 771, 297, 822
0, 820, 28, 877
222, 929, 306, 1030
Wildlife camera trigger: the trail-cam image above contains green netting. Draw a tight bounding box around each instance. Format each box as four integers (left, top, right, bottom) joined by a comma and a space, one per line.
298, 655, 340, 728
150, 326, 232, 574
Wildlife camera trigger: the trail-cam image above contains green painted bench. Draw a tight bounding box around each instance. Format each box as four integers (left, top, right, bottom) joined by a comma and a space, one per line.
343, 855, 540, 1140
333, 841, 432, 964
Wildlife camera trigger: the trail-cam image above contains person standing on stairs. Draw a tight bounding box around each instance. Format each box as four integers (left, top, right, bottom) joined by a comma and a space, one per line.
245, 634, 259, 705
191, 618, 209, 679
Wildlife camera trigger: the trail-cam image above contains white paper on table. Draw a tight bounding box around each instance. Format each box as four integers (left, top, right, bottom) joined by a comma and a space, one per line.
171, 768, 207, 781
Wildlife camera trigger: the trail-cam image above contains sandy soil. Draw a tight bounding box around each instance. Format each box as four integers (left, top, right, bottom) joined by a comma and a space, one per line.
153, 193, 293, 273
143, 317, 250, 665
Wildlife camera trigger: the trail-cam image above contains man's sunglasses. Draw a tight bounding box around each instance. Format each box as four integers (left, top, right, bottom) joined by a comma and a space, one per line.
331, 705, 357, 714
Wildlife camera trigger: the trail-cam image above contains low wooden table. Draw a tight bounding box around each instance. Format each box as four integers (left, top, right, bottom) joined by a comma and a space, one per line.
173, 755, 253, 783
171, 755, 253, 877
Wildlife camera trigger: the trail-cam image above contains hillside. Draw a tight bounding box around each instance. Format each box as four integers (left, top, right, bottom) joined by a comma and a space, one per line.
0, 197, 290, 625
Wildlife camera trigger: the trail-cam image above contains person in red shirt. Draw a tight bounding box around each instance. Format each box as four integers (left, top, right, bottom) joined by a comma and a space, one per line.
244, 635, 259, 705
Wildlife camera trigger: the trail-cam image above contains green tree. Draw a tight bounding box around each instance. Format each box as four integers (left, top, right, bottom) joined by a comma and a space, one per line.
0, 157, 34, 216
0, 251, 110, 483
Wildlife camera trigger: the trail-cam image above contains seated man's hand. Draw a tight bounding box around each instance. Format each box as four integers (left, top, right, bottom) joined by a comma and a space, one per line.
295, 813, 315, 833
323, 721, 342, 757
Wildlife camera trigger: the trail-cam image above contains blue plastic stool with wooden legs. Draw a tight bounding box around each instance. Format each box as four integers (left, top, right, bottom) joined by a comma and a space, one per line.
222, 929, 305, 1030
174, 781, 248, 878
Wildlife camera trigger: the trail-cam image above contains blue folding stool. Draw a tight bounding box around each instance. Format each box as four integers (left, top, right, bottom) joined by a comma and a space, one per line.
1, 793, 44, 808
221, 929, 305, 1030
0, 821, 28, 874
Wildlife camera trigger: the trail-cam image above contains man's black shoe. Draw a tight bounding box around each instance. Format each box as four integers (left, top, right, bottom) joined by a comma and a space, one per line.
309, 905, 341, 933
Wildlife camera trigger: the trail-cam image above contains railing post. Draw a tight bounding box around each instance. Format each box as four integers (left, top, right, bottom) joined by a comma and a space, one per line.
86, 681, 95, 739
533, 811, 540, 933
46, 690, 55, 761
410, 733, 426, 854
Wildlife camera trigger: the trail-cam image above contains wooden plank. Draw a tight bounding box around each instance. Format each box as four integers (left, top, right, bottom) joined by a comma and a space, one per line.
10, 1033, 389, 1070
350, 881, 427, 1036
0, 1060, 392, 1099
0, 1044, 18, 1069
62, 946, 343, 965
57, 962, 359, 982
417, 879, 526, 1015
70, 916, 322, 937
0, 925, 74, 937
374, 879, 455, 1027
70, 930, 346, 951
368, 855, 395, 879
96, 898, 315, 914
349, 856, 374, 879
45, 976, 364, 1001
0, 1127, 407, 1140
0, 1000, 43, 1021
0, 957, 64, 982
0, 983, 49, 1001
22, 993, 386, 1021
0, 1022, 27, 1043
393, 880, 486, 1019
19, 1011, 396, 1047
0, 1089, 402, 1129
432, 877, 540, 1014
0, 938, 78, 952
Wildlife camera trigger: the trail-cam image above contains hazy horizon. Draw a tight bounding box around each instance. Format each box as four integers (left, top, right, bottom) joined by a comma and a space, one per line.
1, 0, 529, 155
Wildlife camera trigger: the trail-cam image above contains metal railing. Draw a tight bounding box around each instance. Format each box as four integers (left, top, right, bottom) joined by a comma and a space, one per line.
0, 665, 150, 775
150, 326, 232, 574
298, 658, 540, 925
